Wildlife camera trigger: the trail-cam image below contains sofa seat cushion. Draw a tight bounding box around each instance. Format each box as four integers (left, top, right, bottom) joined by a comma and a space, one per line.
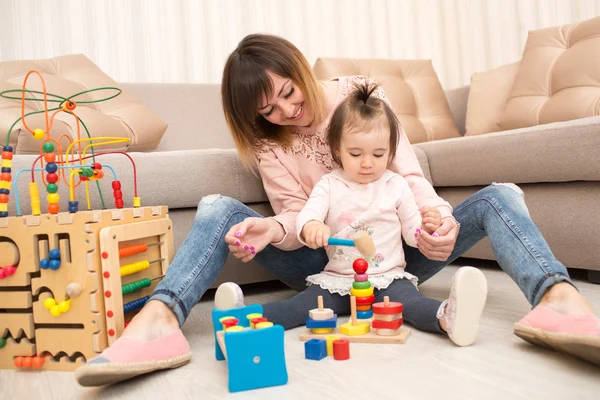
414, 116, 600, 187
0, 54, 167, 154
313, 58, 461, 144
500, 16, 600, 130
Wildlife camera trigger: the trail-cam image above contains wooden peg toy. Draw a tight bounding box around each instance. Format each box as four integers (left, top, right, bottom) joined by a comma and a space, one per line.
306, 295, 337, 334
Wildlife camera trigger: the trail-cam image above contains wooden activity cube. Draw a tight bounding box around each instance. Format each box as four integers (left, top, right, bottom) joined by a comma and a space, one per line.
0, 206, 174, 371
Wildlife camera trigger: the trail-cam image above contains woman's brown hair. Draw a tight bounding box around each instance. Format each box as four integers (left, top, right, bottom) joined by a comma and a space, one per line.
221, 34, 326, 168
327, 81, 399, 167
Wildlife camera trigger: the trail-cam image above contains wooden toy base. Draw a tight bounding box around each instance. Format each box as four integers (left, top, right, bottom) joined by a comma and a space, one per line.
299, 317, 411, 344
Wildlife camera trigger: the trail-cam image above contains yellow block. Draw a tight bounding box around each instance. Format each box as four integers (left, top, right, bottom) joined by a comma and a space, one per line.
255, 321, 274, 329
325, 335, 340, 356
225, 326, 244, 332
350, 287, 374, 297
1, 159, 12, 169
312, 327, 333, 334
0, 181, 9, 190
340, 321, 370, 336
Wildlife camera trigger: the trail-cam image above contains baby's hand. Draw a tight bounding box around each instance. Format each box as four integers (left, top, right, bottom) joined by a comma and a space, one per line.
421, 206, 442, 234
301, 221, 331, 249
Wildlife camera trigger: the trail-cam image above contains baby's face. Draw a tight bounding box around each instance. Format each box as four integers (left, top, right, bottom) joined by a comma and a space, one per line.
339, 126, 390, 184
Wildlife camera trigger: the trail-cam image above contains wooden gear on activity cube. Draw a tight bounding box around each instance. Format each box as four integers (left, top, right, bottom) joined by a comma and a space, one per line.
0, 71, 174, 371
211, 284, 288, 393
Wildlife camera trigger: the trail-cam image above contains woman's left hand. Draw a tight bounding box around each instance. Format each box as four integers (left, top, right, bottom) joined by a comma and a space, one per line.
416, 217, 459, 261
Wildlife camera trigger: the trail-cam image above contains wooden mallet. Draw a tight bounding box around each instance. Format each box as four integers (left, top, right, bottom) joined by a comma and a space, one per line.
327, 231, 376, 258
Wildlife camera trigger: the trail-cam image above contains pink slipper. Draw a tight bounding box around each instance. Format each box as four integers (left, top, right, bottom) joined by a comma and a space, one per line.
514, 305, 600, 367
75, 329, 192, 387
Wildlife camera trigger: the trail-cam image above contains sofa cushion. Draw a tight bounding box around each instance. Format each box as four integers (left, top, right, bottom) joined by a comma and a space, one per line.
0, 54, 167, 154
414, 117, 600, 187
500, 16, 600, 130
465, 62, 520, 136
313, 58, 461, 144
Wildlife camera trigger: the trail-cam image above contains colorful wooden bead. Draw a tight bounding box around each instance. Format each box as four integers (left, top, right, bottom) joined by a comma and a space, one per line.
1, 159, 12, 169
49, 259, 61, 270
354, 273, 369, 282
40, 258, 50, 269
0, 337, 6, 349
0, 194, 8, 203
45, 163, 58, 173
32, 356, 45, 368
13, 356, 23, 367
48, 203, 60, 214
1, 167, 10, 173
3, 265, 16, 276
44, 298, 56, 309
43, 152, 56, 163
46, 173, 58, 183
46, 183, 58, 193
66, 283, 82, 298
0, 172, 11, 182
68, 201, 78, 213
58, 300, 70, 313
21, 357, 32, 368
50, 305, 61, 317
42, 142, 54, 153
333, 339, 350, 360
61, 100, 76, 111
352, 258, 369, 274
1, 151, 12, 160
33, 129, 45, 140
49, 249, 60, 260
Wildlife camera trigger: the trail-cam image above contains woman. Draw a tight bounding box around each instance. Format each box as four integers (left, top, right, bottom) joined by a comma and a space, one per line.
76, 34, 599, 387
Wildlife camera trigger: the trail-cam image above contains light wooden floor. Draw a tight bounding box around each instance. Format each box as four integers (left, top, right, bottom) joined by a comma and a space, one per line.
1, 263, 599, 400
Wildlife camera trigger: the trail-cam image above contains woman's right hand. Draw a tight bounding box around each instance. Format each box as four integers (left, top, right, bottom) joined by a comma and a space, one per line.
300, 221, 331, 249
224, 217, 282, 262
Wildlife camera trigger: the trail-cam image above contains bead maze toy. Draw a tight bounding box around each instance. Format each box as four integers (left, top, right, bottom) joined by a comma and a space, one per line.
0, 71, 174, 371
211, 282, 288, 393
300, 258, 411, 344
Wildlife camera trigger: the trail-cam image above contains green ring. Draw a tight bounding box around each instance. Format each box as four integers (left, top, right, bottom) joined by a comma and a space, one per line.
352, 281, 371, 289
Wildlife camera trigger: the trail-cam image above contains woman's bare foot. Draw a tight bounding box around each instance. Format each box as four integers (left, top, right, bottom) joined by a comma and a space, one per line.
538, 282, 596, 316
122, 300, 180, 342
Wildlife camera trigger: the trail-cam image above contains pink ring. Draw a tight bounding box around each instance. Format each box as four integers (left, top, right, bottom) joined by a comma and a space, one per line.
354, 273, 369, 282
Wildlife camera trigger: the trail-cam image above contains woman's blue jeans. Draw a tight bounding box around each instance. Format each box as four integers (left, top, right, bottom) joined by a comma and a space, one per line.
150, 184, 575, 326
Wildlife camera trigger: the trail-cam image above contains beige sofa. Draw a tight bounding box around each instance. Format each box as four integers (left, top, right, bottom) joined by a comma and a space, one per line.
8, 81, 600, 285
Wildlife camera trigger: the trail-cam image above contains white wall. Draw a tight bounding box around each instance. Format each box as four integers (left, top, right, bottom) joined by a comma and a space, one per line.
1, 0, 599, 89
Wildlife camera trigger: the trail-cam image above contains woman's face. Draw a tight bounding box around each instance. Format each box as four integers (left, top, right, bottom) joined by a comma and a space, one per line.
258, 71, 314, 127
